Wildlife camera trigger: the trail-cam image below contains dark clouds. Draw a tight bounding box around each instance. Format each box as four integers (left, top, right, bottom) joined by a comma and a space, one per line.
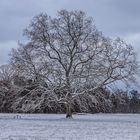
0, 0, 140, 64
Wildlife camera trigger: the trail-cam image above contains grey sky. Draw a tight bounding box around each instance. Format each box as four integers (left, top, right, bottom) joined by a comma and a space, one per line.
0, 0, 140, 64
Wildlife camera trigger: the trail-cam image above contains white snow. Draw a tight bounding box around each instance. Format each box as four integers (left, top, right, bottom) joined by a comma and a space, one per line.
0, 113, 140, 140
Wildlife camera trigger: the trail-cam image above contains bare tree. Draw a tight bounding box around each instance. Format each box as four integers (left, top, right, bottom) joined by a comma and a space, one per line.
11, 10, 138, 118
0, 64, 14, 86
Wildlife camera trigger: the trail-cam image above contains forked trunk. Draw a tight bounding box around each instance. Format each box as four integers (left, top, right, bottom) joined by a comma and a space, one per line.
66, 103, 72, 118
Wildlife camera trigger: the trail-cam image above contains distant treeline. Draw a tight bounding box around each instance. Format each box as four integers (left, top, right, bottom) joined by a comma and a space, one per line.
0, 77, 140, 114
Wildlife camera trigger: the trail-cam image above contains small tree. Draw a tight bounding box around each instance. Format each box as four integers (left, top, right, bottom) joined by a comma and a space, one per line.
130, 90, 140, 113
11, 10, 138, 118
0, 64, 14, 86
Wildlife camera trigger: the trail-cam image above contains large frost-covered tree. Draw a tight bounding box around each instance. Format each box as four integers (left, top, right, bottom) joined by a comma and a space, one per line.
10, 10, 138, 118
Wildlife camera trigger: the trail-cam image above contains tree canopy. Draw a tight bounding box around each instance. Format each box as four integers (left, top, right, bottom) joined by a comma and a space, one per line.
10, 10, 139, 117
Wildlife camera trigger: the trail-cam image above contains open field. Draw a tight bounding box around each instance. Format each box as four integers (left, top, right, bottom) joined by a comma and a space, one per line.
0, 113, 140, 140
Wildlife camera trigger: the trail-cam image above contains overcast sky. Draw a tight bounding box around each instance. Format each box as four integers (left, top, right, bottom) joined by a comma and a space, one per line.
0, 0, 140, 64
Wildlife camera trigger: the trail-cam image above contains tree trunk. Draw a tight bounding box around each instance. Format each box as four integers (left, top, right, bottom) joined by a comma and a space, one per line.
66, 103, 72, 118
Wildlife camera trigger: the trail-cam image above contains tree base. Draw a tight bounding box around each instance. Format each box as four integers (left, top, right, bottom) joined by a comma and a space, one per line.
66, 114, 72, 118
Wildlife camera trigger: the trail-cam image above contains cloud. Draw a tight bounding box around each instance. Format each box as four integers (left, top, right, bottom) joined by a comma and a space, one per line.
123, 33, 140, 52
0, 0, 140, 64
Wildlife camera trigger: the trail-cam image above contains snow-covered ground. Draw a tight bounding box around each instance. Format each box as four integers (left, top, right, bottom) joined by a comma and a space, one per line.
0, 113, 140, 140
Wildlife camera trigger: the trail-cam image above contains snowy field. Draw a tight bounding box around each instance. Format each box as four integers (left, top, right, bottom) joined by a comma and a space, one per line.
0, 113, 140, 140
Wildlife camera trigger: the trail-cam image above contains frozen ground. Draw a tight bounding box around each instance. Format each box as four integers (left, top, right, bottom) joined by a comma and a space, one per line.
0, 113, 140, 140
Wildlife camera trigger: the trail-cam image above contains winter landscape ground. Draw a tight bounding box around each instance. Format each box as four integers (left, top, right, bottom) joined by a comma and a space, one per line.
0, 114, 140, 140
